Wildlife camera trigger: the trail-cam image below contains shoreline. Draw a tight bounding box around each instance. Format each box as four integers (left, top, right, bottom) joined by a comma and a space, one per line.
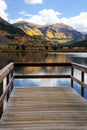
0, 49, 87, 53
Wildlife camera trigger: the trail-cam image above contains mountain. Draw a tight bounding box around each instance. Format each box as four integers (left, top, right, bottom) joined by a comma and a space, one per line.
13, 21, 82, 43
0, 17, 48, 50
0, 34, 13, 49
0, 17, 85, 51
13, 21, 43, 36
0, 17, 30, 48
0, 17, 26, 36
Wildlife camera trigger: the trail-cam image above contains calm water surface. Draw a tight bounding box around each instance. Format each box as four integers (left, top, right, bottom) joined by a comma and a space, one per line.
0, 52, 87, 67
0, 52, 87, 99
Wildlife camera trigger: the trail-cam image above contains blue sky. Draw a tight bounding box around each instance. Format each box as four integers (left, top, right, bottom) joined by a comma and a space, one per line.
0, 0, 87, 32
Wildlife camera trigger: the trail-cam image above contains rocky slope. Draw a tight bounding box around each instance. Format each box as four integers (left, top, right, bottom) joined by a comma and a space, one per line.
0, 17, 28, 48
13, 21, 82, 43
0, 17, 26, 36
0, 17, 48, 50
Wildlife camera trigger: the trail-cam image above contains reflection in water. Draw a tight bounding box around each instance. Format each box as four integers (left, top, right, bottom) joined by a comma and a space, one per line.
14, 78, 71, 87
16, 66, 70, 75
0, 52, 87, 67
0, 52, 87, 99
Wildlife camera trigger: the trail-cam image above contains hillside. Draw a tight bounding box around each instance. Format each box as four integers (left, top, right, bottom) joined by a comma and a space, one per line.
62, 39, 87, 48
0, 17, 86, 51
0, 17, 26, 36
0, 35, 13, 49
0, 17, 28, 48
0, 17, 37, 49
0, 17, 51, 50
13, 21, 82, 43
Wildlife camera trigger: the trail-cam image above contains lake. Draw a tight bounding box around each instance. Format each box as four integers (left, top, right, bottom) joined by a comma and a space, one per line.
0, 52, 87, 99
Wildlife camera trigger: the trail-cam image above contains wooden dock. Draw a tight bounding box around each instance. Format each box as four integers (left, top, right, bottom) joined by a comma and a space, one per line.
0, 62, 87, 129
0, 87, 87, 130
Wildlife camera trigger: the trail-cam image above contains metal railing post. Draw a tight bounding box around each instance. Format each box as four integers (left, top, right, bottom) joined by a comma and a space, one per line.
6, 74, 9, 101
71, 67, 74, 88
81, 72, 84, 97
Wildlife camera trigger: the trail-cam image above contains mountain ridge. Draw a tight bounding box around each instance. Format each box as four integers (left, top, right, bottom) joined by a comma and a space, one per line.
13, 21, 82, 43
0, 17, 86, 51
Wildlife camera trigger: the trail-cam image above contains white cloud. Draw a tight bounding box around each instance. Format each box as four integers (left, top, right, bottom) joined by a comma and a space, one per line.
28, 9, 61, 25
19, 10, 32, 17
19, 11, 26, 15
10, 8, 87, 32
0, 0, 8, 20
24, 0, 43, 4
61, 12, 87, 32
10, 9, 61, 25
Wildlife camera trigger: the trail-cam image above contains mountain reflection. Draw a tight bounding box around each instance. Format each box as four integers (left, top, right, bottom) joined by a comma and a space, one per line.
13, 53, 68, 74
0, 52, 87, 70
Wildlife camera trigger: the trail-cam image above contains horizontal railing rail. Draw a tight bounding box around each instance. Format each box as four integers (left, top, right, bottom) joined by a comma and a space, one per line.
0, 63, 14, 118
0, 63, 14, 83
71, 62, 87, 73
0, 76, 14, 107
14, 62, 71, 67
70, 62, 87, 96
0, 62, 87, 118
71, 75, 87, 89
14, 62, 71, 79
14, 74, 71, 79
14, 62, 87, 97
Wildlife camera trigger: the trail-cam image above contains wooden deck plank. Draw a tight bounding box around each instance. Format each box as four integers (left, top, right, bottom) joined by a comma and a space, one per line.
0, 87, 87, 130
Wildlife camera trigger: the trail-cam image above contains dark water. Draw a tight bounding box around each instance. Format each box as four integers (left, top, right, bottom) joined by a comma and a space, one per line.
0, 52, 87, 99
0, 52, 87, 68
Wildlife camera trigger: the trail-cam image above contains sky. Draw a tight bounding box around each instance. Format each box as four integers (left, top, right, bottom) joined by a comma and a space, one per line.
0, 0, 87, 32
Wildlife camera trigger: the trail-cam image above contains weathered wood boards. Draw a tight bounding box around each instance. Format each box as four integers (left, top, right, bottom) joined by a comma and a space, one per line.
0, 87, 87, 130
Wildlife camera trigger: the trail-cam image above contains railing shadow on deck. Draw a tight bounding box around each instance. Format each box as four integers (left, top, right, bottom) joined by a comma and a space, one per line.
0, 62, 87, 118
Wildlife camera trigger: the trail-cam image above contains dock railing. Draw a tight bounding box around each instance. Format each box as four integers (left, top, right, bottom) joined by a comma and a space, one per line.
0, 63, 14, 118
0, 62, 87, 118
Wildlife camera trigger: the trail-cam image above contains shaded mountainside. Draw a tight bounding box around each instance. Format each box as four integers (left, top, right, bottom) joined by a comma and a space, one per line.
0, 17, 50, 49
0, 17, 28, 48
0, 35, 13, 49
62, 39, 87, 48
13, 21, 82, 43
0, 17, 26, 36
40, 23, 82, 39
